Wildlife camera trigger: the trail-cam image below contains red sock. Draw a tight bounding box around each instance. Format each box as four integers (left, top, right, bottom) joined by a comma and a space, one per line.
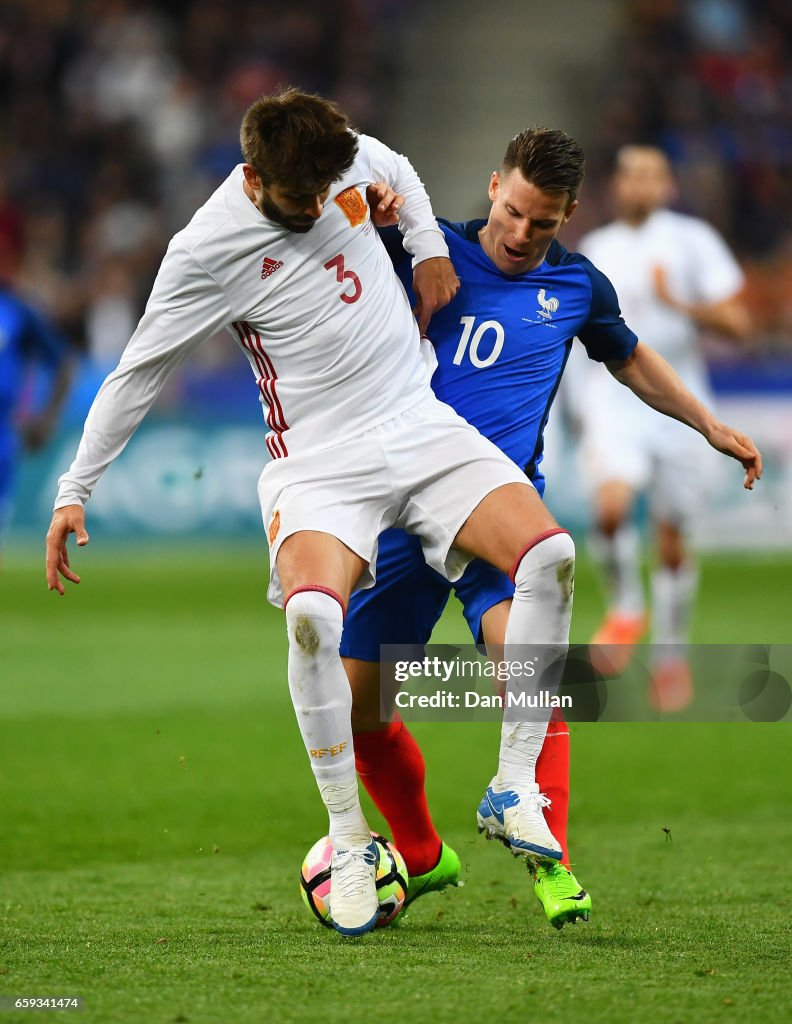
536, 712, 571, 866
354, 718, 442, 876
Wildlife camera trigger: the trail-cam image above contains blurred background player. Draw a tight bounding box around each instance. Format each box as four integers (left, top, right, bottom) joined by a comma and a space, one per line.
574, 146, 751, 711
0, 282, 72, 563
342, 129, 761, 929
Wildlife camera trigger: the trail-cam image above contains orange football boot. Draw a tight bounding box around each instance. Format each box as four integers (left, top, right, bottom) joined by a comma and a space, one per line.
648, 658, 693, 713
589, 612, 647, 676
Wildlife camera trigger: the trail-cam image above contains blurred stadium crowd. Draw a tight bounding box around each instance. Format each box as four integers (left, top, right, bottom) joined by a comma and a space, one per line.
588, 0, 792, 353
0, 0, 406, 370
1, 0, 791, 370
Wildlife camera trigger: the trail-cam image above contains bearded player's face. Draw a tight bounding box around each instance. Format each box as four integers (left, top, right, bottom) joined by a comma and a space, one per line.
242, 165, 332, 233
259, 182, 334, 233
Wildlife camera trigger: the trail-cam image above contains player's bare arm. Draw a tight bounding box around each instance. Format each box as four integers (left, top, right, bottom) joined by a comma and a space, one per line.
366, 182, 403, 227
412, 257, 460, 334
46, 504, 89, 594
607, 341, 762, 488
652, 267, 751, 341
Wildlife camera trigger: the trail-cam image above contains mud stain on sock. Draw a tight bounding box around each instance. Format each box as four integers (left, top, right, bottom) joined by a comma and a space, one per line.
556, 558, 575, 602
295, 615, 320, 656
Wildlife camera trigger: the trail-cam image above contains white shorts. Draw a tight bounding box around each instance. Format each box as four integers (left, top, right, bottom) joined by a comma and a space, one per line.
258, 394, 531, 606
581, 397, 717, 525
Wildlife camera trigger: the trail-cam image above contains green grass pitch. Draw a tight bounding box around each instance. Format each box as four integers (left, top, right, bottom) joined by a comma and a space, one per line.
1, 544, 791, 1023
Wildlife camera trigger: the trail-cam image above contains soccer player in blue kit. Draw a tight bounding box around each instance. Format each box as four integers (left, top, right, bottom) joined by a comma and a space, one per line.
0, 285, 71, 557
341, 128, 762, 928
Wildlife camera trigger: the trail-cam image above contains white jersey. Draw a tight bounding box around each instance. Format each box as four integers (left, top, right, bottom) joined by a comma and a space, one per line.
578, 208, 744, 401
55, 134, 449, 508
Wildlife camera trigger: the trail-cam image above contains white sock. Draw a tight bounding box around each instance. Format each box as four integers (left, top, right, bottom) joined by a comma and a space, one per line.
497, 531, 575, 792
590, 523, 644, 617
285, 588, 370, 848
651, 562, 698, 652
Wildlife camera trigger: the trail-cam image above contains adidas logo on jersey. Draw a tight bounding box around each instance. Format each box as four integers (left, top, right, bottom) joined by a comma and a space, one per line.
261, 256, 284, 280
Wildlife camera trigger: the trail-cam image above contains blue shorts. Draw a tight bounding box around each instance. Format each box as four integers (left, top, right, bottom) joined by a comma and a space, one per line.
340, 527, 515, 660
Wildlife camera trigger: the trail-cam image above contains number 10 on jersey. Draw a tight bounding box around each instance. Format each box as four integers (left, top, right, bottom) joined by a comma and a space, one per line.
453, 316, 505, 368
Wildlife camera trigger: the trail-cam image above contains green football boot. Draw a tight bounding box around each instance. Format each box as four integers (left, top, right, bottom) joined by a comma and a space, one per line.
404, 842, 462, 908
532, 862, 591, 929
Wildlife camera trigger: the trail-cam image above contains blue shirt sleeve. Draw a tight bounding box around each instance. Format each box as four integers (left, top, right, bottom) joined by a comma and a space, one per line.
376, 225, 412, 270
577, 257, 637, 362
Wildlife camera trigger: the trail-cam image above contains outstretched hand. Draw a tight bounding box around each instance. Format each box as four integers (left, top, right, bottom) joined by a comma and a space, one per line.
706, 423, 763, 490
366, 182, 404, 227
412, 257, 460, 335
46, 504, 89, 595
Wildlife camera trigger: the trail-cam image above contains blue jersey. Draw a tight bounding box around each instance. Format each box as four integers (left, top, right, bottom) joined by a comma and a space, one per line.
0, 288, 67, 432
0, 289, 68, 522
386, 220, 637, 493
341, 222, 638, 659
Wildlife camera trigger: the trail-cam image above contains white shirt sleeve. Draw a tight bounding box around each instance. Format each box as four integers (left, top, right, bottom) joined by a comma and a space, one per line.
689, 220, 745, 305
55, 245, 234, 509
358, 133, 449, 268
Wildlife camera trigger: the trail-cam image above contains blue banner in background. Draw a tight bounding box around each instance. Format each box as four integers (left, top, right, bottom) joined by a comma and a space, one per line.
11, 357, 272, 540
15, 422, 268, 539
9, 358, 792, 547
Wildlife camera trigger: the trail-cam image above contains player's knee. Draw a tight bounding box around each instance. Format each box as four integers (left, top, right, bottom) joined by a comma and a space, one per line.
656, 522, 686, 569
511, 529, 575, 605
596, 482, 633, 533
598, 509, 624, 537
284, 588, 345, 661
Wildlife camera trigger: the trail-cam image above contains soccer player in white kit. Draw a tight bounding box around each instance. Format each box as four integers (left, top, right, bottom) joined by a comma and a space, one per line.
43, 88, 624, 936
575, 146, 751, 711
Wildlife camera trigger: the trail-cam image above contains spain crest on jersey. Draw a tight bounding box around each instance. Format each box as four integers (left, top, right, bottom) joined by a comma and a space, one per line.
334, 187, 367, 227
268, 509, 281, 546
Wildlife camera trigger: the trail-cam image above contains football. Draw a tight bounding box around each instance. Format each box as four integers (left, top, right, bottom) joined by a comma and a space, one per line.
300, 832, 409, 928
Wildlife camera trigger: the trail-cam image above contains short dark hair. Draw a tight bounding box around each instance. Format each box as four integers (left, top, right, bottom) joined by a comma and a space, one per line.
502, 128, 585, 204
240, 86, 359, 191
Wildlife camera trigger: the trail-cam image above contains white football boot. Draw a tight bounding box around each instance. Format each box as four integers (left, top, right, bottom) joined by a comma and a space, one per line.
328, 839, 379, 936
477, 780, 562, 864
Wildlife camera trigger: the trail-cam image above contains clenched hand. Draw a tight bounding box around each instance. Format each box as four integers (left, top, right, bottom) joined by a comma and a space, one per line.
412, 257, 460, 335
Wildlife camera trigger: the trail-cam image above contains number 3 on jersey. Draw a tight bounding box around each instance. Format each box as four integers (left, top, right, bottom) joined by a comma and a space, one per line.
324, 254, 362, 304
453, 316, 505, 368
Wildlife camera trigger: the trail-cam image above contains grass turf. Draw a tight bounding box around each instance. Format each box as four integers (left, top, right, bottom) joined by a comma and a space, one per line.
1, 545, 791, 1023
